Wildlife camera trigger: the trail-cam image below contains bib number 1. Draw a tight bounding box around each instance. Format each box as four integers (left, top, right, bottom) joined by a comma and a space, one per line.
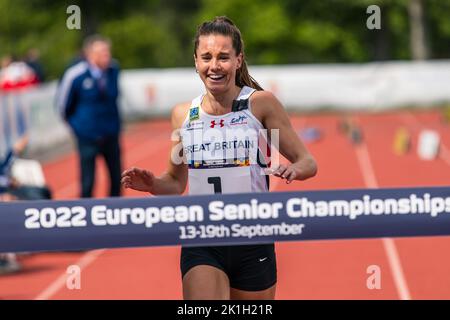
189, 166, 252, 195
207, 177, 222, 194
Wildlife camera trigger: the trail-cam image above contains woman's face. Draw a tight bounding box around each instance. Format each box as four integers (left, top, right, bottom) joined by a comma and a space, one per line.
195, 34, 242, 95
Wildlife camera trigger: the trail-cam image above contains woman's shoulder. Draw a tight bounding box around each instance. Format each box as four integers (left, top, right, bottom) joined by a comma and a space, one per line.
249, 90, 284, 122
171, 102, 191, 128
250, 90, 278, 105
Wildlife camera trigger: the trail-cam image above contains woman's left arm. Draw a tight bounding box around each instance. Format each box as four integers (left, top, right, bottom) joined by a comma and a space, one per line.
252, 91, 318, 183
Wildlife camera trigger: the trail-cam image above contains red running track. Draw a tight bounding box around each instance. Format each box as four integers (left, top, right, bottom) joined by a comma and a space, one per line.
0, 109, 449, 299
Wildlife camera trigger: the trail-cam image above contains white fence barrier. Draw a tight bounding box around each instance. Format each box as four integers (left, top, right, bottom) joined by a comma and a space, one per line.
1, 60, 450, 156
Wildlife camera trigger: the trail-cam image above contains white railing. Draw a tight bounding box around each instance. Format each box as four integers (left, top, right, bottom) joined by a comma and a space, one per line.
2, 60, 450, 156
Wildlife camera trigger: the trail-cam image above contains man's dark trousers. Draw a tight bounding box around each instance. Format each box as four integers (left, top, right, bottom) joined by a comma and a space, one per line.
77, 135, 122, 198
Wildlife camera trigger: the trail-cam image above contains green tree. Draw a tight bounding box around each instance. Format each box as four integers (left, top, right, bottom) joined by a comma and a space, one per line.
0, 0, 449, 80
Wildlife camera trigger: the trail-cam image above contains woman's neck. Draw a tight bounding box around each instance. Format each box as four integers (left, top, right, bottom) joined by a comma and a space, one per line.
203, 86, 242, 115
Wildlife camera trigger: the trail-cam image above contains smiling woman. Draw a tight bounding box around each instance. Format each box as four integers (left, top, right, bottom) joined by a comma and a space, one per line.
193, 16, 263, 103
121, 16, 317, 300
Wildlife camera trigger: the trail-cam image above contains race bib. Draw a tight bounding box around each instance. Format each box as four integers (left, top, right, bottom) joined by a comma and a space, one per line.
188, 166, 251, 195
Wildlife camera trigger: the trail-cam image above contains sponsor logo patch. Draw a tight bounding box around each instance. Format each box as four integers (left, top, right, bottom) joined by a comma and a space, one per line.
82, 78, 94, 89
230, 115, 247, 125
186, 121, 203, 131
189, 107, 199, 121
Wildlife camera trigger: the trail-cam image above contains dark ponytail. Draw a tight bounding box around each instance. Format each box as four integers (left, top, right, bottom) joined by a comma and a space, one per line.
194, 16, 263, 91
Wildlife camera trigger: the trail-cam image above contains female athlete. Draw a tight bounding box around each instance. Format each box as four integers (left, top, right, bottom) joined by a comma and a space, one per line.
121, 16, 317, 300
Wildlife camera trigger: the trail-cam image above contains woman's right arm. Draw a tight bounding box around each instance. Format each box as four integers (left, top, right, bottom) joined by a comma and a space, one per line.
121, 103, 189, 195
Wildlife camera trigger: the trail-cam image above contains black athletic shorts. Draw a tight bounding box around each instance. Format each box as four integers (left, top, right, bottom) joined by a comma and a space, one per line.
180, 243, 277, 291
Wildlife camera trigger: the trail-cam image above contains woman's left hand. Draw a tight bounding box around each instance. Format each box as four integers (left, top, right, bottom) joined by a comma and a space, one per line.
269, 154, 317, 184
270, 163, 300, 184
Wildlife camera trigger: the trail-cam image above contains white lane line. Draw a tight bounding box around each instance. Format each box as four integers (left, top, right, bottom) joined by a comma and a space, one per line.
381, 238, 412, 300
353, 118, 412, 300
354, 144, 378, 189
34, 249, 105, 300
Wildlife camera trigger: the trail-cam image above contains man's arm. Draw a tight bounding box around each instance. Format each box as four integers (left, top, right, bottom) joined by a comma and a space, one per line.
55, 63, 86, 120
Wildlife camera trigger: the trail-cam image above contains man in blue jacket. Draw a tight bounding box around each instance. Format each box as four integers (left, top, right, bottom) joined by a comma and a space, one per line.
56, 35, 122, 198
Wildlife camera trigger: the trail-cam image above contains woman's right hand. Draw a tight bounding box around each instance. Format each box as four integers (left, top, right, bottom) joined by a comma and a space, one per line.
121, 167, 155, 193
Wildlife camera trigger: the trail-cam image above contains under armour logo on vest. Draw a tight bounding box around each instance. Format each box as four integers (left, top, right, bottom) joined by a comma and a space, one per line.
210, 120, 224, 128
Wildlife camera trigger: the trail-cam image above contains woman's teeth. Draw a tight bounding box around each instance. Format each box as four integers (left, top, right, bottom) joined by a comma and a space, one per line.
209, 75, 225, 80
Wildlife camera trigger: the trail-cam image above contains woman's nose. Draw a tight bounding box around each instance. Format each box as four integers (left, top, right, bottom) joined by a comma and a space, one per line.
210, 58, 221, 71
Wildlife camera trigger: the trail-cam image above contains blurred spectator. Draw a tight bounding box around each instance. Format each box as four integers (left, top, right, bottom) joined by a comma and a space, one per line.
0, 136, 28, 275
24, 48, 45, 83
0, 253, 21, 274
1, 54, 32, 159
0, 145, 16, 195
0, 53, 48, 275
0, 134, 52, 200
0, 55, 38, 91
0, 133, 52, 274
56, 35, 122, 198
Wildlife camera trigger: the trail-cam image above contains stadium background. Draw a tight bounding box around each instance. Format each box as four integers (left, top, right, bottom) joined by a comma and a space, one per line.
1, 0, 450, 299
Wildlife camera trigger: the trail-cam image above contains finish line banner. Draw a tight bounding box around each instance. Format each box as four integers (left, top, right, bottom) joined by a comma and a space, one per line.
1, 186, 450, 253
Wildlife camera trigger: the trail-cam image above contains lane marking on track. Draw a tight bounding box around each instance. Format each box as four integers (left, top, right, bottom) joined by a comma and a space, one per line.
34, 249, 105, 300
354, 118, 412, 300
354, 144, 378, 189
381, 238, 412, 300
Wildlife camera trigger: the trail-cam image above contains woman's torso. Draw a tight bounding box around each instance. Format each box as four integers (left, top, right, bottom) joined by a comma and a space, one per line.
180, 86, 270, 195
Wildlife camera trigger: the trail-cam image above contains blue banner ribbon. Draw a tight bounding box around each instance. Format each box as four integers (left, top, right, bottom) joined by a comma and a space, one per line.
1, 186, 449, 253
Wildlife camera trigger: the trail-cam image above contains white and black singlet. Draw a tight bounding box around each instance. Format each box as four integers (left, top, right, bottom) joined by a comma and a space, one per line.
181, 85, 270, 196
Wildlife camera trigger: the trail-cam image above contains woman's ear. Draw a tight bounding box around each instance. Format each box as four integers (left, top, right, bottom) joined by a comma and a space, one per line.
193, 54, 198, 69
236, 53, 243, 70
